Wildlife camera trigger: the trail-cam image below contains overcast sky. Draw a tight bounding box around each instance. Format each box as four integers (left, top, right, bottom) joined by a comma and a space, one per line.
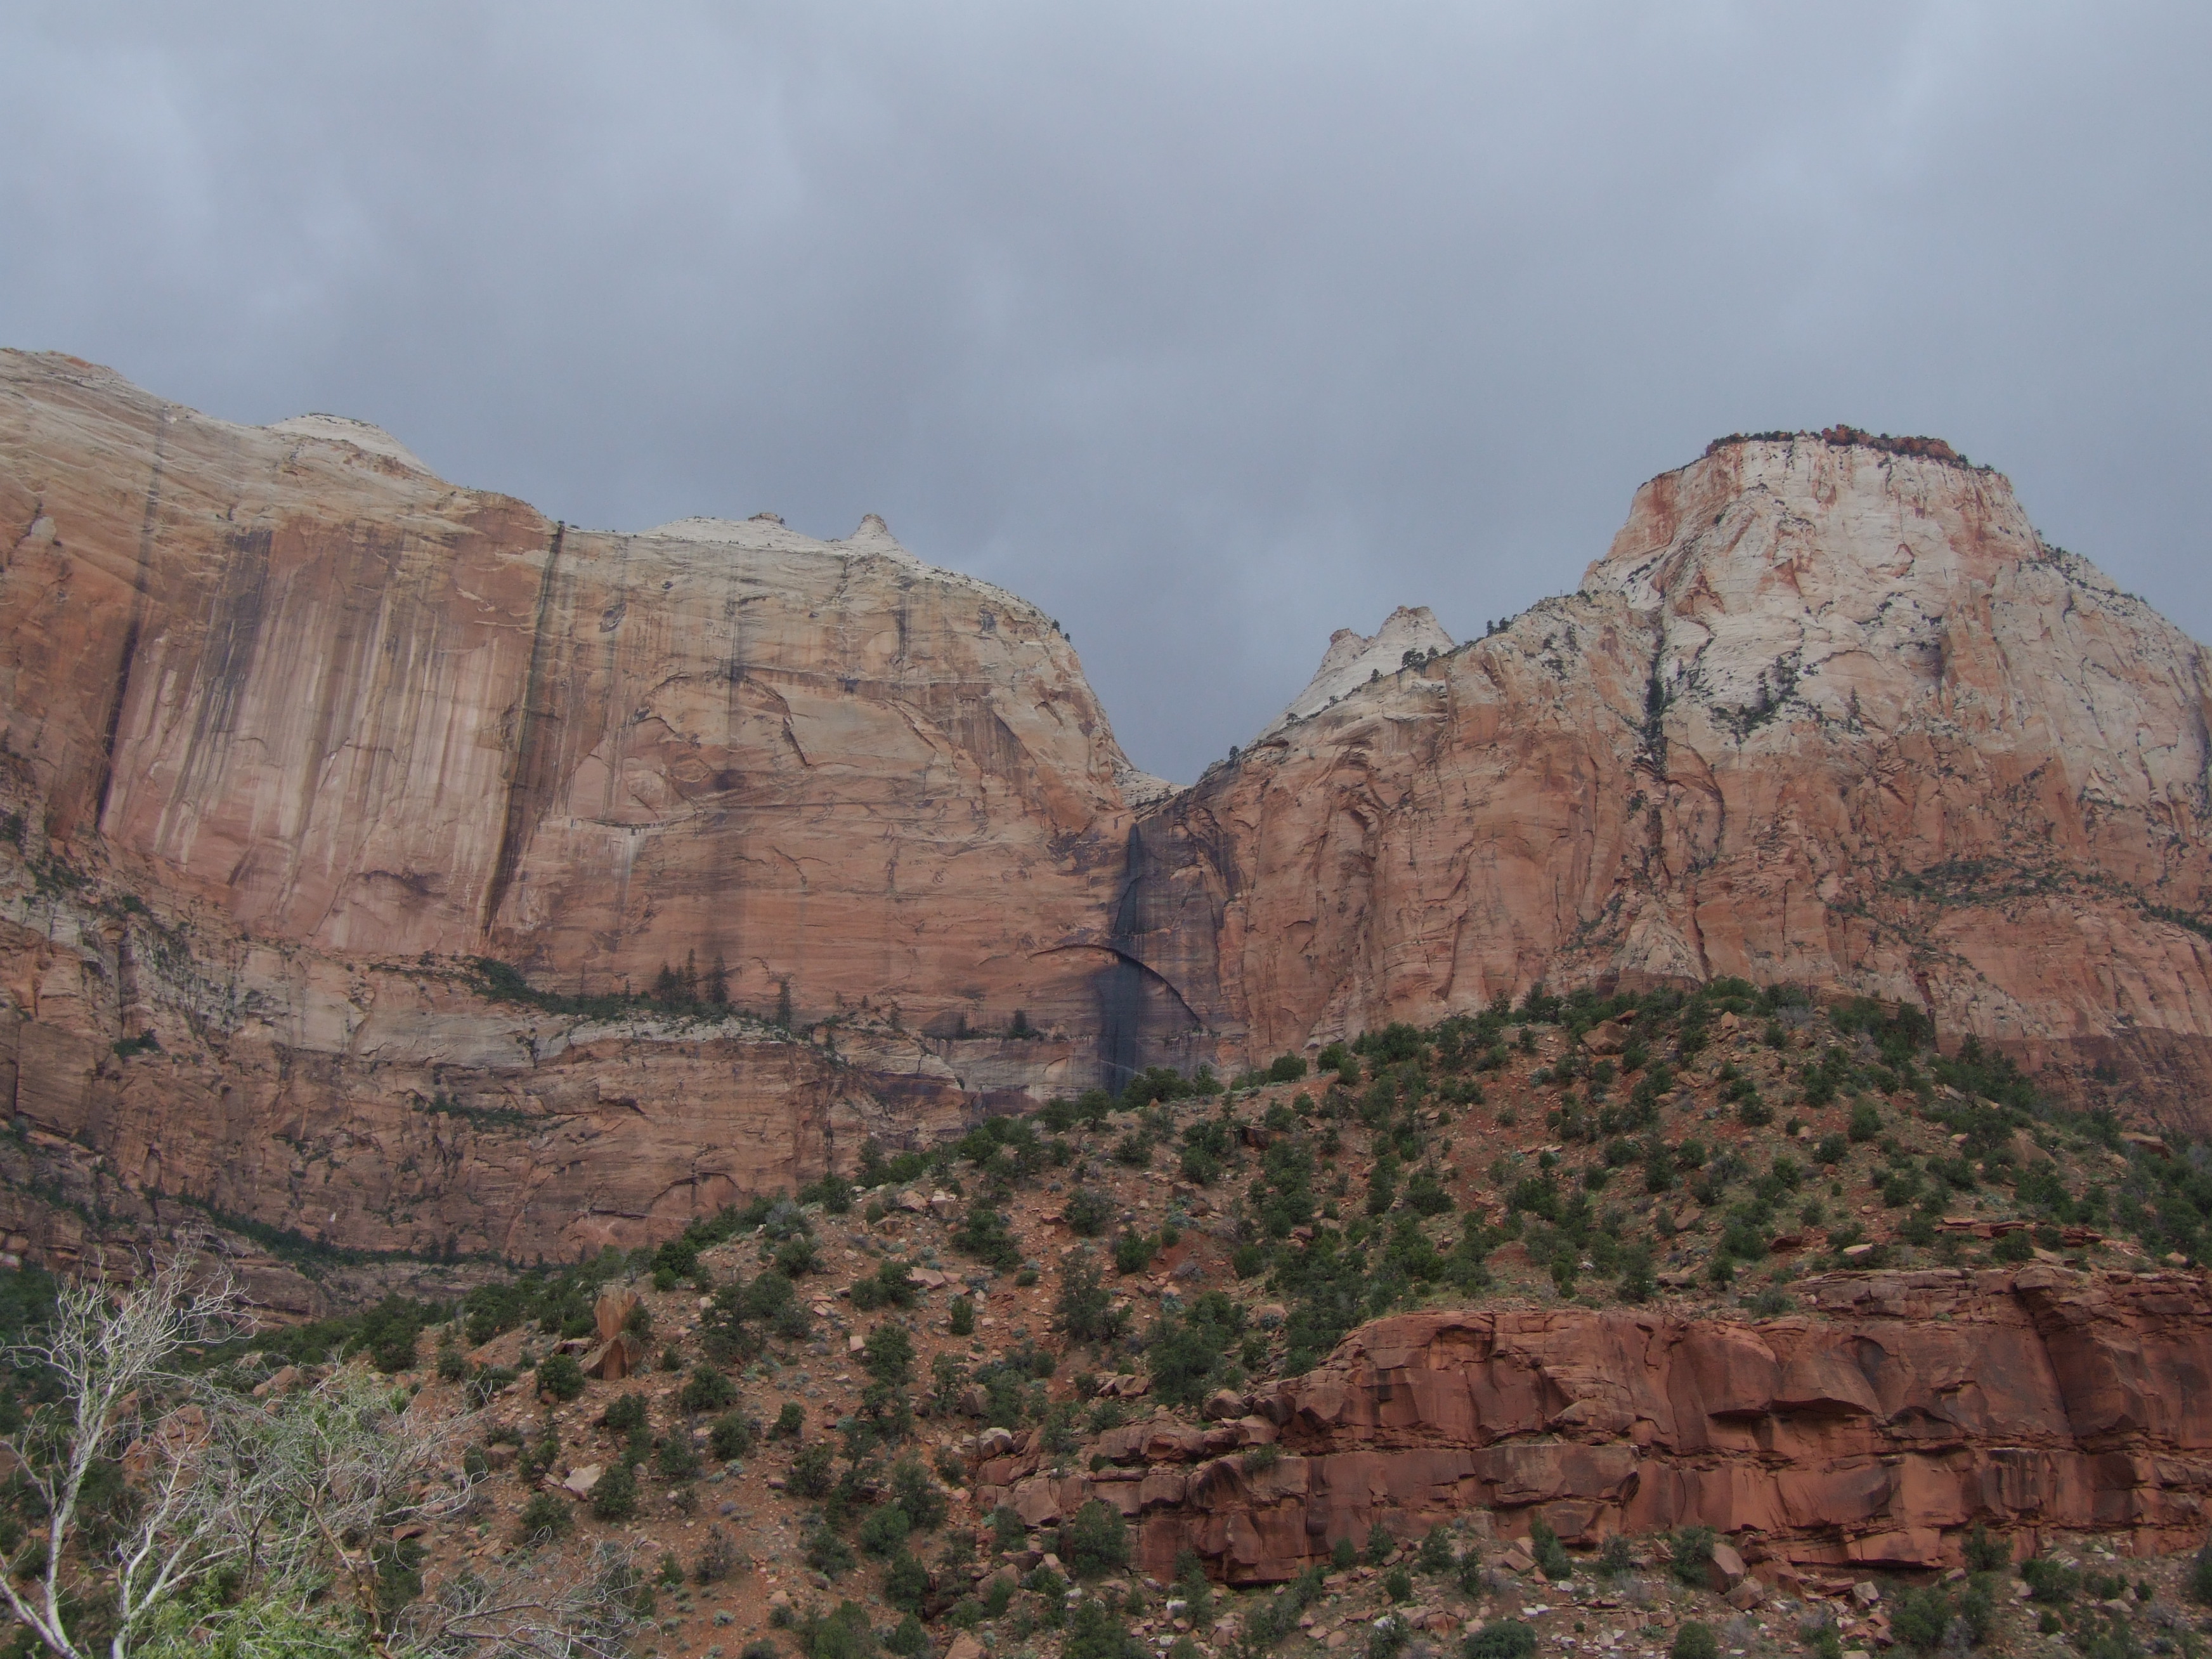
6, 4, 2208, 781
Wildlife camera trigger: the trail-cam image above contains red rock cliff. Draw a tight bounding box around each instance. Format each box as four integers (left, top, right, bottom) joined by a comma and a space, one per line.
973, 1267, 2212, 1582
10, 359, 2212, 1266
0, 351, 1154, 1263
1117, 437, 2212, 1131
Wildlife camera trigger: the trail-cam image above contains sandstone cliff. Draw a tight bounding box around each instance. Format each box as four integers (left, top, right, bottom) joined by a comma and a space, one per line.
0, 349, 1154, 1268
9, 355, 2212, 1272
975, 1266, 2212, 1583
1117, 437, 2212, 1133
1265, 604, 1456, 734
0, 351, 1145, 1044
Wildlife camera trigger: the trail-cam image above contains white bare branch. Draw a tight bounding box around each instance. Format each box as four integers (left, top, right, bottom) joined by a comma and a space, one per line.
0, 1259, 647, 1658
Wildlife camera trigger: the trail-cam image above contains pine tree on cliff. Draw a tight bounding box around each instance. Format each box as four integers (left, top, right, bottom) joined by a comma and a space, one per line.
706, 954, 729, 1006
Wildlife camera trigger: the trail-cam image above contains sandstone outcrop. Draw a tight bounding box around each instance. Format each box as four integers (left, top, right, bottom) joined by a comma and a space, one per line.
972, 1268, 2212, 1582
1115, 436, 2212, 1132
1265, 605, 1456, 733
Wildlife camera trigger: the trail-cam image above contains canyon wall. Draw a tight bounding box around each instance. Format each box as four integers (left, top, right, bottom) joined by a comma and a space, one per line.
1117, 438, 2212, 1133
0, 350, 1151, 1051
973, 1266, 2212, 1582
0, 349, 1156, 1267
8, 355, 2212, 1267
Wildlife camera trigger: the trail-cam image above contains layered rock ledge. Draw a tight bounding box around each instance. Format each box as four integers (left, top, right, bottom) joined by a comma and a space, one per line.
973, 1267, 2212, 1582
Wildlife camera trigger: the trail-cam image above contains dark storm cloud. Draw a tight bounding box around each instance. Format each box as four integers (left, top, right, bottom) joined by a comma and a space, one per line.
5, 4, 2208, 781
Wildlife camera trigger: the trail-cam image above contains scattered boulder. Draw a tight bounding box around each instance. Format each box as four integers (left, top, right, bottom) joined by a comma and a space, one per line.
1585, 1021, 1629, 1055
1707, 1542, 1748, 1591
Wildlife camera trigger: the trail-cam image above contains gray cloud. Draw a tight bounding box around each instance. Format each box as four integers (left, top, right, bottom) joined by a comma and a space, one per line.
5, 3, 2207, 780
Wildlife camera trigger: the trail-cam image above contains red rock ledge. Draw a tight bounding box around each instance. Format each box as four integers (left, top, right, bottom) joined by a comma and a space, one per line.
973, 1267, 2212, 1582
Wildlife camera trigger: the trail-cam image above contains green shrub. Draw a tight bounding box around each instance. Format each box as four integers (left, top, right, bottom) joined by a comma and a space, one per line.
888, 1456, 947, 1532
710, 1411, 757, 1460
536, 1352, 587, 1401
2193, 1540, 2212, 1604
1055, 1254, 1122, 1346
656, 1434, 700, 1481
805, 1524, 857, 1580
1991, 1230, 2034, 1265
592, 1459, 639, 1520
1382, 1566, 1413, 1602
770, 1401, 804, 1439
1849, 1100, 1882, 1142
1367, 1520, 1396, 1565
1065, 1187, 1114, 1237
885, 1616, 928, 1655
679, 1363, 736, 1412
1669, 1525, 1715, 1587
949, 1296, 975, 1336
1112, 1230, 1156, 1275
793, 1599, 875, 1659
790, 1441, 836, 1499
1672, 1623, 1717, 1659
1332, 1536, 1358, 1570
604, 1393, 647, 1433
776, 1235, 820, 1277
1960, 1522, 2007, 1573
1064, 1597, 1147, 1659
1464, 1621, 1537, 1659
2023, 1554, 2081, 1604
953, 1206, 1023, 1270
1890, 1584, 1956, 1652
1529, 1517, 1572, 1582
516, 1490, 571, 1543
861, 1503, 913, 1556
1062, 1499, 1131, 1580
876, 1557, 928, 1619
1597, 1534, 1634, 1578
864, 1322, 915, 1386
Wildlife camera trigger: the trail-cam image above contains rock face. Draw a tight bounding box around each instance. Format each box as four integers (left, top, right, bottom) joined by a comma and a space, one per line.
0, 349, 1150, 1264
1117, 436, 2212, 1131
0, 351, 1143, 1046
973, 1268, 2212, 1582
1265, 604, 1456, 733
11, 356, 2212, 1262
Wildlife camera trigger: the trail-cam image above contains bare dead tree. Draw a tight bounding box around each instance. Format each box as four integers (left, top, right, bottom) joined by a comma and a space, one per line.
0, 1257, 250, 1659
0, 1258, 644, 1658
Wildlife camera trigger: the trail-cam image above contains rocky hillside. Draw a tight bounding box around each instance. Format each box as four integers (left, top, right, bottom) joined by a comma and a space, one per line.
163, 979, 2212, 1658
